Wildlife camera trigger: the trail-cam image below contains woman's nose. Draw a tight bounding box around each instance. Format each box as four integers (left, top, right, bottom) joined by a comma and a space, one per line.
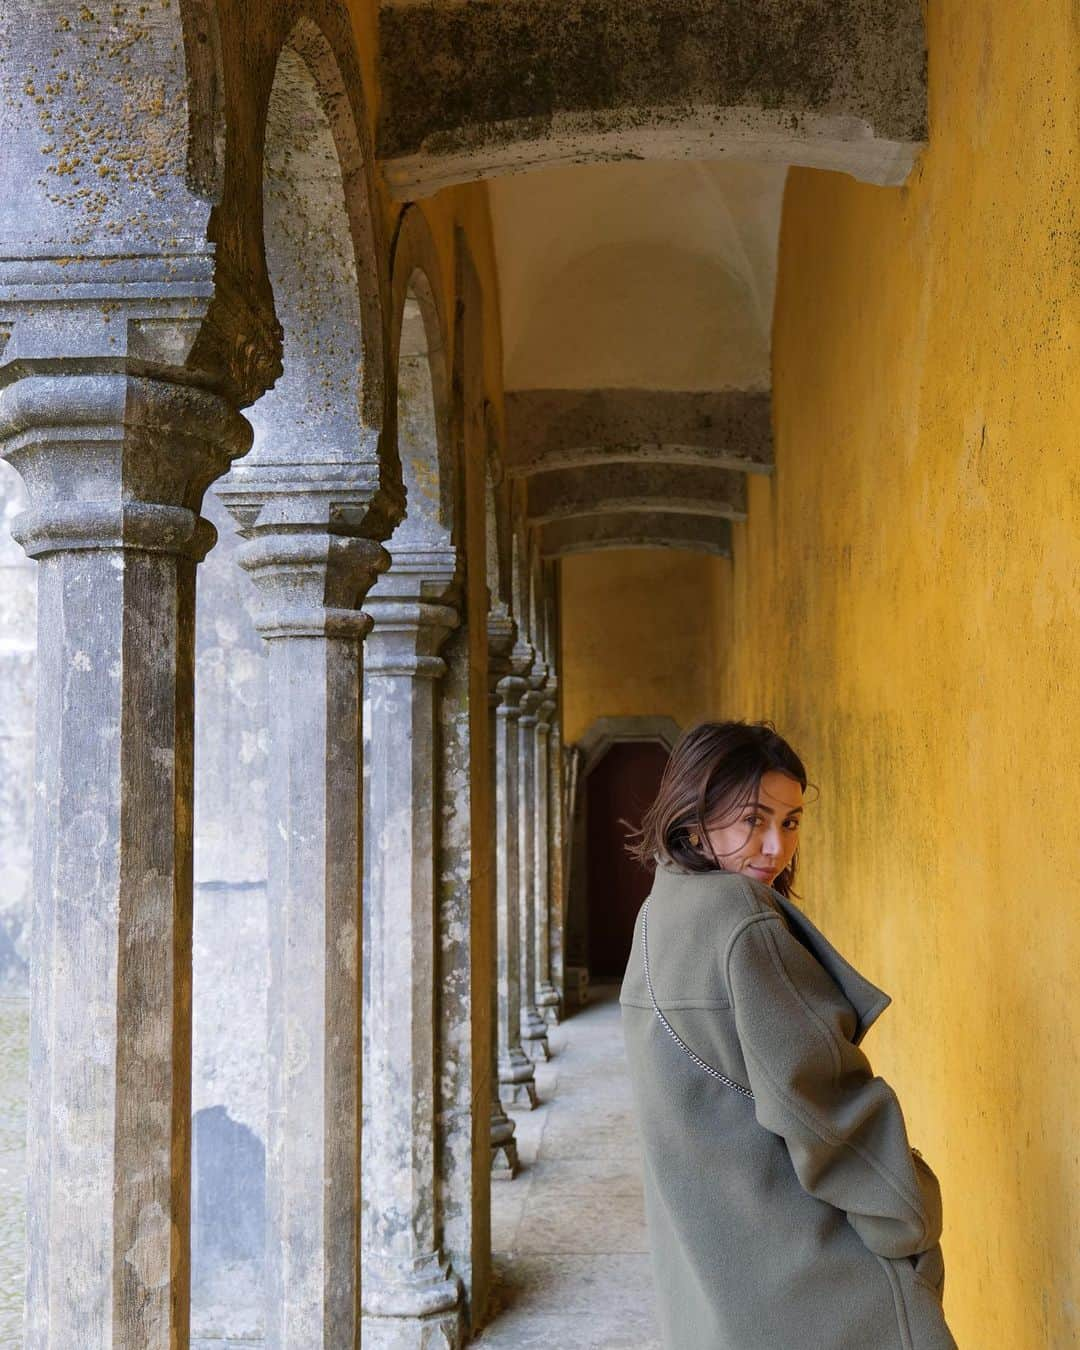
761, 827, 782, 857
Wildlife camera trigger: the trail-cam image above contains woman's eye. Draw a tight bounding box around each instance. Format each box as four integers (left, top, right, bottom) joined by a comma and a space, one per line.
783, 819, 800, 831
744, 814, 762, 826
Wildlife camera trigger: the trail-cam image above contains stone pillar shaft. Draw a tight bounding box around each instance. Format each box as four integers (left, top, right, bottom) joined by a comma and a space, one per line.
486, 615, 521, 1175
534, 693, 560, 1025
361, 583, 462, 1347
518, 684, 550, 1062
492, 667, 537, 1114
31, 539, 196, 1348
263, 625, 366, 1347
548, 716, 567, 1011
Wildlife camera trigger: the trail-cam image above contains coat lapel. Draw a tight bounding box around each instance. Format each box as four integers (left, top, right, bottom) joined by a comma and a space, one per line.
771, 891, 892, 1044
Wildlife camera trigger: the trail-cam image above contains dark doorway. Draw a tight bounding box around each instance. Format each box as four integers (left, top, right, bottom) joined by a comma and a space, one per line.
585, 740, 671, 977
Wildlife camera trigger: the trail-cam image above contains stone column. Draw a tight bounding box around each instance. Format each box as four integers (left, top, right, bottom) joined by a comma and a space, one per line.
493, 638, 539, 1112
0, 367, 252, 1348
534, 678, 561, 1026
518, 660, 551, 1063
548, 712, 567, 1012
215, 477, 387, 1349
487, 608, 523, 1170
0, 463, 34, 992
435, 616, 487, 1308
0, 9, 281, 1342
361, 547, 464, 1348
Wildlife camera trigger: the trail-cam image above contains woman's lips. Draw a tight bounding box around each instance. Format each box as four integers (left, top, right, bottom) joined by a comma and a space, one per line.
748, 865, 774, 878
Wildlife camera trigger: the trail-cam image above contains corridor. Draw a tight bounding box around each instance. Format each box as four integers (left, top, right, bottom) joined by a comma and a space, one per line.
478, 988, 661, 1349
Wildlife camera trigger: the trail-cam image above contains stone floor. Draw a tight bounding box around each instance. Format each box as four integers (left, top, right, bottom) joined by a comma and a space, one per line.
475, 985, 662, 1349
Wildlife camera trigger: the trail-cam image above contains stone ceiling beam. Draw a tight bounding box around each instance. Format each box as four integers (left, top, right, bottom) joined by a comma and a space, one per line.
538, 512, 733, 558
504, 389, 773, 477
526, 464, 748, 524
377, 0, 927, 196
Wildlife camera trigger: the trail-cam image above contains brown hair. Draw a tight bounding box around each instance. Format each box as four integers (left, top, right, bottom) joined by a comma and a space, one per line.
625, 720, 811, 898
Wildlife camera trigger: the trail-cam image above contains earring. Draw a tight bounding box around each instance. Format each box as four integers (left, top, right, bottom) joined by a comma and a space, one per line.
688, 831, 700, 847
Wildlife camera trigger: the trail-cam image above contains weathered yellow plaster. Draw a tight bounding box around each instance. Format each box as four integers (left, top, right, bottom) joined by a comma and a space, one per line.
561, 549, 721, 745
716, 3, 1080, 1344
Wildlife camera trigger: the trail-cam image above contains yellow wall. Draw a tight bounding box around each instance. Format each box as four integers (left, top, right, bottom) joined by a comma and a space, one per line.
561, 549, 721, 744
715, 3, 1080, 1344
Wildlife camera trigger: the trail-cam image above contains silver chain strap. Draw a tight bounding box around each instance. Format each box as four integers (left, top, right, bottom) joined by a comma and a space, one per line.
641, 897, 755, 1101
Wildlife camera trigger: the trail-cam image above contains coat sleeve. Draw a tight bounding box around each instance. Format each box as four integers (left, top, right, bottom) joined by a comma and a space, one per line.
724, 911, 943, 1259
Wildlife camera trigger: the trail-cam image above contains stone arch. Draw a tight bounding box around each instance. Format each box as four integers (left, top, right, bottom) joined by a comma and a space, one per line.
238, 24, 380, 498
540, 512, 733, 559
262, 16, 385, 428
386, 204, 457, 551
576, 714, 682, 770
377, 0, 927, 195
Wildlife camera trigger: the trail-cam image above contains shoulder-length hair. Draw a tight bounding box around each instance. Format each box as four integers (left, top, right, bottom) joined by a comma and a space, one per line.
626, 720, 810, 898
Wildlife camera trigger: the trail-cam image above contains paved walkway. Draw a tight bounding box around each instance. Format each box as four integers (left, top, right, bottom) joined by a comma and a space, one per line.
476, 985, 662, 1349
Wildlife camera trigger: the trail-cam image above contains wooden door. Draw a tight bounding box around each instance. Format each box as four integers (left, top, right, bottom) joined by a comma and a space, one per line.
585, 740, 670, 978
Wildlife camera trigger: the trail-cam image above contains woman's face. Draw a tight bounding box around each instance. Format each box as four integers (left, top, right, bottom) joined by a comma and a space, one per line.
702, 770, 804, 886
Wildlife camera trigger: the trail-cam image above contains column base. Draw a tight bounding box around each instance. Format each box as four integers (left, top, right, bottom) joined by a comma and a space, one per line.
522, 1004, 550, 1056
362, 1255, 462, 1348
522, 1030, 550, 1062
491, 1100, 519, 1180
502, 1077, 539, 1110
491, 1138, 520, 1180
537, 982, 561, 1025
361, 1309, 463, 1350
498, 1049, 539, 1110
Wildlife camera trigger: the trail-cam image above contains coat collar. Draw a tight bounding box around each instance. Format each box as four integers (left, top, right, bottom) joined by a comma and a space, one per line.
768, 890, 892, 1045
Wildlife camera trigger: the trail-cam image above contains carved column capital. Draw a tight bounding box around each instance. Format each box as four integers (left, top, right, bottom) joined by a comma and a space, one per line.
486, 603, 517, 703
0, 371, 251, 560
364, 546, 461, 676
214, 473, 391, 641
520, 641, 547, 720
498, 628, 532, 714
519, 686, 544, 724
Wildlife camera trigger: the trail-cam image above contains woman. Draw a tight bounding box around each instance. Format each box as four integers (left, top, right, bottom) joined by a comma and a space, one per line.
619, 721, 958, 1350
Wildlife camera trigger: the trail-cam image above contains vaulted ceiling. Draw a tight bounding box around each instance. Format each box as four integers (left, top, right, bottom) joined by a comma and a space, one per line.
376, 0, 927, 557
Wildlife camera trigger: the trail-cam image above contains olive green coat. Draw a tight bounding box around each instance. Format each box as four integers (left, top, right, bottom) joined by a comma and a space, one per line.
620, 864, 958, 1350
